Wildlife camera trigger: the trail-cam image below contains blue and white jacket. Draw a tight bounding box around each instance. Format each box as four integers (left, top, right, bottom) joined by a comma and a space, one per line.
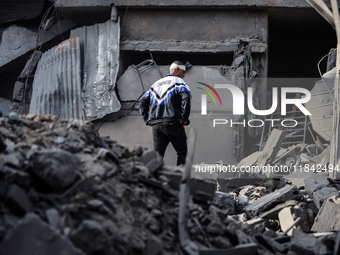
139, 74, 191, 125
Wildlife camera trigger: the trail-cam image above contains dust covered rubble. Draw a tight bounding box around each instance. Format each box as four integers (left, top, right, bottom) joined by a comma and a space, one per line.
212, 128, 340, 254
0, 114, 338, 255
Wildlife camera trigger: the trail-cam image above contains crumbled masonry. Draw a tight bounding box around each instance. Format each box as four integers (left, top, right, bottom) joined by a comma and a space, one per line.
0, 114, 339, 255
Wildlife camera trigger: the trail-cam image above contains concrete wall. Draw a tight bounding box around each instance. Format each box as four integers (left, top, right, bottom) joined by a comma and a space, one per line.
121, 9, 268, 44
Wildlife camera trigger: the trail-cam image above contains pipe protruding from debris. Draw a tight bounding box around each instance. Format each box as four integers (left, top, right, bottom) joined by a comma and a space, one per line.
111, 5, 118, 22
283, 217, 301, 236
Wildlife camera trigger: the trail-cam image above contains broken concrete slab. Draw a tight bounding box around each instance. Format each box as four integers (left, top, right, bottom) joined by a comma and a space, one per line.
236, 129, 285, 175
313, 186, 339, 209
0, 20, 76, 68
244, 185, 303, 217
310, 145, 330, 166
0, 213, 84, 255
120, 38, 267, 53
312, 196, 340, 232
304, 174, 330, 197
259, 200, 301, 220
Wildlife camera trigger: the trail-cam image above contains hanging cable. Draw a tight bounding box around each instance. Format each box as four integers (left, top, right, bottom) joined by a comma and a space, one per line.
317, 48, 336, 98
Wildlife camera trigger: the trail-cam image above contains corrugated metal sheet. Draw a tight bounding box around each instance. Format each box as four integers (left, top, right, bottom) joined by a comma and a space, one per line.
71, 20, 121, 121
29, 37, 83, 120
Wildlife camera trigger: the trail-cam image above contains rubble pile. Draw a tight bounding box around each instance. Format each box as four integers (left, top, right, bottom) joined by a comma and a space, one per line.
0, 114, 339, 255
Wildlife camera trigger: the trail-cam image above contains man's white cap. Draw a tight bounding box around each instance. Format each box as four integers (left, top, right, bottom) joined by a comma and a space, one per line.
170, 63, 186, 72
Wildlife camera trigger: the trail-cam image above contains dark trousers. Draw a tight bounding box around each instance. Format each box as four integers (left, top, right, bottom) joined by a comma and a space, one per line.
152, 123, 187, 166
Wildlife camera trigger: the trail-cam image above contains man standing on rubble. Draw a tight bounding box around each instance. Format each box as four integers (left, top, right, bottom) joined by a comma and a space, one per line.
139, 60, 191, 166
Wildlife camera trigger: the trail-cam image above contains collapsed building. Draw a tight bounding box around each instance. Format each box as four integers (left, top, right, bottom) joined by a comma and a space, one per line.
1, 0, 340, 254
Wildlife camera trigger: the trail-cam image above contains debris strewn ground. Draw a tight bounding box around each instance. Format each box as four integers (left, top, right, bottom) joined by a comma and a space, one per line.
0, 114, 339, 255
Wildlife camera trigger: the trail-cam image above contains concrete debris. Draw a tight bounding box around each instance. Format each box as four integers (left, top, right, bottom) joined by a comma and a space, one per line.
236, 129, 285, 175
0, 114, 337, 254
304, 174, 330, 197
0, 213, 84, 255
313, 186, 339, 209
289, 229, 330, 255
312, 196, 340, 232
278, 205, 314, 235
244, 185, 303, 217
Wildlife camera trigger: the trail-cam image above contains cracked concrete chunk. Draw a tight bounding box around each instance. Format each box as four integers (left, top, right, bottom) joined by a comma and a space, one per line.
304, 174, 330, 197
313, 186, 339, 209
0, 213, 84, 255
312, 196, 340, 232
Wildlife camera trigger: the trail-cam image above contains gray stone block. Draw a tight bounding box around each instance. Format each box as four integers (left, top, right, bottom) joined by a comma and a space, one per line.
313, 186, 339, 209
0, 213, 84, 255
312, 196, 340, 232
304, 174, 329, 197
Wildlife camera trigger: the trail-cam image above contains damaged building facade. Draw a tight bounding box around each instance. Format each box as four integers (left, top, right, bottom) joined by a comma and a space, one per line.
0, 0, 336, 165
